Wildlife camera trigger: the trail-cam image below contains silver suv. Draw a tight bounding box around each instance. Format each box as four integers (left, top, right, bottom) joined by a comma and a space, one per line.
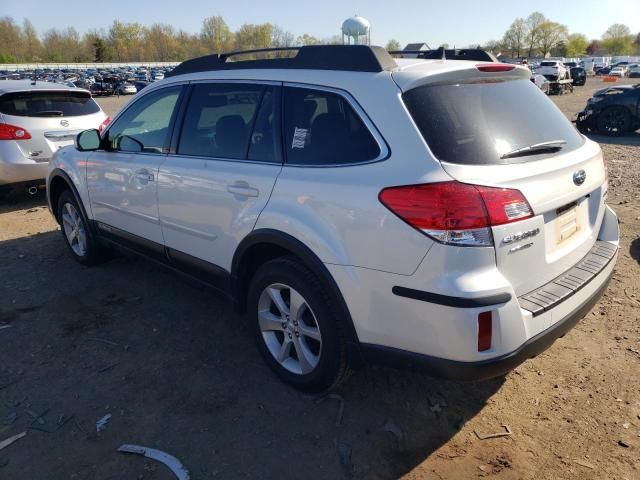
0, 80, 108, 195
46, 46, 618, 392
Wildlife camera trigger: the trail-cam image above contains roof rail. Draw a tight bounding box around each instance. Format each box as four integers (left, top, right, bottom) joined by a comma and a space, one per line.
388, 47, 498, 63
166, 45, 397, 77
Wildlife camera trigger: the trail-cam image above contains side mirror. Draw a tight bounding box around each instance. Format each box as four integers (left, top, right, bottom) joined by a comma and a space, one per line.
75, 129, 101, 151
114, 135, 144, 153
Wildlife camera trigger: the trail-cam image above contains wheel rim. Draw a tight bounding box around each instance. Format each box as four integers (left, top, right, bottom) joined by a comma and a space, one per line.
61, 202, 87, 257
258, 283, 322, 375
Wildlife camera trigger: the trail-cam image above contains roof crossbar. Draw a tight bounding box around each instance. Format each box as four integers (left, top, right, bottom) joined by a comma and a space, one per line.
166, 45, 397, 77
388, 47, 498, 63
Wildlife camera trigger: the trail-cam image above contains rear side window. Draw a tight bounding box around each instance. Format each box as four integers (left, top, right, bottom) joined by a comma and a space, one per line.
403, 79, 584, 165
0, 91, 100, 117
178, 83, 278, 162
540, 62, 558, 67
283, 87, 380, 166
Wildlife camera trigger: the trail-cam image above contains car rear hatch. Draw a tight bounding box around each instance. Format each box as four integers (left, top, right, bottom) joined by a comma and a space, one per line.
0, 89, 106, 163
394, 63, 608, 297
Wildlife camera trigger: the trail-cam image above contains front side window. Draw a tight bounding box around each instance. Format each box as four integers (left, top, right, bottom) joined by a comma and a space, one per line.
106, 85, 182, 153
283, 87, 381, 166
178, 83, 278, 162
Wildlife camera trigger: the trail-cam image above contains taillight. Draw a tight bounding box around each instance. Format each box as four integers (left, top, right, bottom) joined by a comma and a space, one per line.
0, 123, 32, 140
475, 64, 516, 73
379, 181, 533, 247
98, 116, 111, 133
478, 311, 492, 352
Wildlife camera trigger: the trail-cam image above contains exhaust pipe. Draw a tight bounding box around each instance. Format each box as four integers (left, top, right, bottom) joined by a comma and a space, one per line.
27, 186, 38, 196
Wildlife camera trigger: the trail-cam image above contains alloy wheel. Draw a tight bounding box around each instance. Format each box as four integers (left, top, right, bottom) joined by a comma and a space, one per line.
257, 283, 323, 375
61, 202, 87, 257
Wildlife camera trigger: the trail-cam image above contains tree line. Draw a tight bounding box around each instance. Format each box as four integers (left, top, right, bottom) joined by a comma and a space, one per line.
0, 16, 342, 64
482, 12, 640, 58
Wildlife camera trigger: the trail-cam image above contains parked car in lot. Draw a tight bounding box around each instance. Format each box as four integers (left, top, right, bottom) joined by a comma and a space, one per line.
0, 81, 109, 194
90, 82, 114, 96
116, 82, 137, 95
576, 83, 640, 135
609, 67, 626, 78
628, 66, 640, 78
46, 45, 619, 392
596, 66, 612, 76
570, 67, 586, 86
538, 60, 569, 80
530, 73, 550, 94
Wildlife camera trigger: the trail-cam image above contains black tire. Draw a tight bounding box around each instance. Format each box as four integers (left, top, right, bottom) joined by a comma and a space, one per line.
597, 106, 631, 136
57, 190, 109, 266
248, 256, 351, 392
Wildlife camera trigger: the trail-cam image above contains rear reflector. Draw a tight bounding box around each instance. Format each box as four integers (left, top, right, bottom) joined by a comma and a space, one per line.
0, 123, 32, 140
476, 64, 516, 73
379, 182, 533, 246
478, 311, 492, 351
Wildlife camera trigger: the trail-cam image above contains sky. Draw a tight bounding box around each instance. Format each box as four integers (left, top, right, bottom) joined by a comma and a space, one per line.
4, 0, 640, 47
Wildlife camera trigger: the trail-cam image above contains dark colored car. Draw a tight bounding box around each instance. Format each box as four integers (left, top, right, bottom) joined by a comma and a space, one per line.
90, 82, 114, 97
576, 84, 640, 135
134, 81, 150, 92
595, 66, 612, 76
564, 62, 578, 68
571, 67, 586, 86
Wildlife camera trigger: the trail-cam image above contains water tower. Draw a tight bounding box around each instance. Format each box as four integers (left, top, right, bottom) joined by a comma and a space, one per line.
342, 15, 370, 45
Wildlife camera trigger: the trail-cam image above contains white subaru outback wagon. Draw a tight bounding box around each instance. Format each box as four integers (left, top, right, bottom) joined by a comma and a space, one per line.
46, 46, 619, 392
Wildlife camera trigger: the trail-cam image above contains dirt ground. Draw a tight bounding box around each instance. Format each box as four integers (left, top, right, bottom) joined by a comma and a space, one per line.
0, 78, 639, 480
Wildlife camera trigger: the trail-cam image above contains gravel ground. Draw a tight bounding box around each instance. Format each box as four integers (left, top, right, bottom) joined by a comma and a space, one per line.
0, 77, 638, 480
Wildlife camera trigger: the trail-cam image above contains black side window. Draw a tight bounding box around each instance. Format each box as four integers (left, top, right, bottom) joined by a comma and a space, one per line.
283, 87, 380, 166
178, 83, 279, 162
106, 86, 182, 153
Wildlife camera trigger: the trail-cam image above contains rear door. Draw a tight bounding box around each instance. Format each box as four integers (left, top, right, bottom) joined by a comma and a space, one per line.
157, 81, 283, 272
0, 89, 106, 163
401, 76, 608, 296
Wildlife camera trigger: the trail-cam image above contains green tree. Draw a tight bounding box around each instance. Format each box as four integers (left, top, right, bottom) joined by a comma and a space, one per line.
296, 33, 320, 46
22, 19, 41, 61
271, 25, 295, 48
385, 39, 401, 52
525, 12, 546, 57
200, 16, 234, 53
109, 20, 145, 61
601, 24, 634, 55
0, 17, 23, 62
565, 33, 589, 57
537, 21, 568, 57
145, 24, 179, 61
502, 18, 527, 57
235, 23, 273, 51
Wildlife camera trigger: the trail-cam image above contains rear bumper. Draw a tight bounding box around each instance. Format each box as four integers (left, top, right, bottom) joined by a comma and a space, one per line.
361, 258, 613, 380
0, 142, 48, 185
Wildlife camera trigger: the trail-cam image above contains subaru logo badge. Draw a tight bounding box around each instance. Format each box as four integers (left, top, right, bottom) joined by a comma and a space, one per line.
573, 169, 586, 186
60, 119, 69, 127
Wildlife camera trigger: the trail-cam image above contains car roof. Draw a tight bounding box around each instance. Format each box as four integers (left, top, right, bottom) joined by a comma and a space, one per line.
0, 80, 88, 95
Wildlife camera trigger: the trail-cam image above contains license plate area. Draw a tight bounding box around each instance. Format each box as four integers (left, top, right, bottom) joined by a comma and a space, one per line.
556, 201, 580, 244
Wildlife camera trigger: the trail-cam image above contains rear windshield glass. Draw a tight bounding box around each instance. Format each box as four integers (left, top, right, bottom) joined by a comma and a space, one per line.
540, 61, 558, 66
403, 79, 584, 165
0, 91, 100, 117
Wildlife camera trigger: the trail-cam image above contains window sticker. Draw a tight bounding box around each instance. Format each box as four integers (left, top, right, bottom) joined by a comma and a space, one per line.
291, 127, 308, 149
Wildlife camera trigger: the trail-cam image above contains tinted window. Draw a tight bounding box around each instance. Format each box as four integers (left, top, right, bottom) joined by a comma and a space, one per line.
540, 62, 558, 66
178, 83, 272, 160
107, 85, 181, 153
248, 89, 279, 162
403, 79, 584, 165
0, 91, 100, 117
283, 87, 380, 166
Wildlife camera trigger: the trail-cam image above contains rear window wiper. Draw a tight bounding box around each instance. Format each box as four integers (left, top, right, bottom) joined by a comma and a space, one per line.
31, 110, 64, 117
500, 140, 567, 160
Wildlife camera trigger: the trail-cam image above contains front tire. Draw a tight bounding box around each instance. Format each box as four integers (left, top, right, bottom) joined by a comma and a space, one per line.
57, 190, 109, 265
248, 256, 351, 393
597, 106, 631, 136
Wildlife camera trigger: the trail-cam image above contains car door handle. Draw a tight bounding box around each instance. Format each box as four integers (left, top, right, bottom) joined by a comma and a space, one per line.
227, 183, 259, 197
135, 168, 154, 182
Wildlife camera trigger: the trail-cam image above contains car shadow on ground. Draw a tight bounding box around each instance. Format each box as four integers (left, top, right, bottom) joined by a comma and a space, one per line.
586, 132, 640, 147
0, 188, 47, 214
0, 231, 504, 479
630, 237, 640, 264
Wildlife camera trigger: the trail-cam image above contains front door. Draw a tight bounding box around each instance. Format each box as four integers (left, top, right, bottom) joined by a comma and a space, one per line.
87, 85, 184, 247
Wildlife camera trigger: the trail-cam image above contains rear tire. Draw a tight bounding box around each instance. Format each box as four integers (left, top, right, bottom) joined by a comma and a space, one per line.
57, 190, 110, 265
248, 256, 351, 393
597, 106, 631, 136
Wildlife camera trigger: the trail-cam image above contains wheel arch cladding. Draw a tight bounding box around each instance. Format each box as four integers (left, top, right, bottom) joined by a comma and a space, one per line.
48, 169, 91, 230
232, 229, 362, 351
